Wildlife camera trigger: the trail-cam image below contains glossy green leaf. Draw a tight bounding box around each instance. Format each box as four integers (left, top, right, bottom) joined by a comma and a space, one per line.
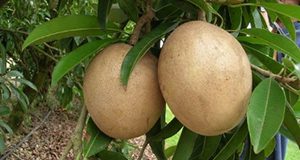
15, 78, 37, 91
213, 121, 248, 160
0, 120, 13, 134
164, 145, 177, 158
241, 28, 300, 63
231, 2, 300, 20
277, 14, 296, 41
98, 0, 113, 29
173, 127, 198, 160
98, 150, 128, 160
22, 15, 119, 49
83, 118, 112, 158
242, 44, 283, 73
150, 118, 182, 141
120, 22, 178, 85
259, 2, 300, 20
198, 136, 222, 160
250, 8, 263, 29
283, 103, 300, 148
117, 0, 138, 22
247, 78, 286, 153
0, 105, 10, 115
51, 39, 117, 86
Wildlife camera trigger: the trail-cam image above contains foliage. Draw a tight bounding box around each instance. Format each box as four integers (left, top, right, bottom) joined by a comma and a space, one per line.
2, 0, 300, 159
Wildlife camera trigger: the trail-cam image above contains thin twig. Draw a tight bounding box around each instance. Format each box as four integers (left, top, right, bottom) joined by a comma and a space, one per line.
0, 111, 52, 160
59, 106, 87, 160
251, 64, 297, 83
129, 0, 154, 45
32, 46, 58, 62
137, 139, 149, 160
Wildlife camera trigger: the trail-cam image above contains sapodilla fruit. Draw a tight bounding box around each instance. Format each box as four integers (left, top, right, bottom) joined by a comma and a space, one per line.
158, 21, 252, 136
83, 43, 164, 139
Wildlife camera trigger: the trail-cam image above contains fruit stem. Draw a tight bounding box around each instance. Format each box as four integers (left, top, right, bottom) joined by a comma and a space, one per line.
197, 9, 206, 21
129, 0, 154, 45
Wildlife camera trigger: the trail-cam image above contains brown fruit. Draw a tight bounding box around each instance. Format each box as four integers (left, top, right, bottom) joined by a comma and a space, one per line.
158, 21, 252, 136
83, 43, 164, 139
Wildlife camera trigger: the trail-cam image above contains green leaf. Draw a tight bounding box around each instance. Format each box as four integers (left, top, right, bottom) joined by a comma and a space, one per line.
283, 103, 300, 148
231, 3, 300, 20
150, 118, 183, 141
51, 39, 117, 86
147, 119, 167, 160
98, 0, 113, 29
0, 136, 5, 154
7, 70, 23, 78
22, 15, 119, 49
164, 145, 177, 158
168, 0, 198, 13
9, 85, 29, 111
241, 28, 300, 63
249, 150, 265, 160
213, 121, 248, 160
264, 138, 275, 157
120, 22, 178, 85
198, 136, 222, 160
155, 4, 182, 20
186, 0, 224, 26
228, 7, 242, 36
247, 78, 286, 153
0, 43, 6, 74
294, 100, 300, 118
0, 84, 10, 100
98, 150, 128, 160
0, 120, 13, 134
83, 118, 112, 158
172, 127, 198, 160
15, 78, 37, 91
277, 14, 296, 41
242, 44, 283, 73
259, 2, 300, 20
0, 105, 10, 115
117, 0, 138, 22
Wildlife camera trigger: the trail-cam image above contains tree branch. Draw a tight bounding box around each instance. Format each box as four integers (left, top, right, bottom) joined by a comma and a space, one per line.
129, 0, 154, 45
251, 64, 297, 83
59, 106, 87, 160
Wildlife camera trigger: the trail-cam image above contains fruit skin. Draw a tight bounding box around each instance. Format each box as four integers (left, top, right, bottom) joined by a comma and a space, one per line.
158, 21, 252, 136
83, 43, 164, 139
